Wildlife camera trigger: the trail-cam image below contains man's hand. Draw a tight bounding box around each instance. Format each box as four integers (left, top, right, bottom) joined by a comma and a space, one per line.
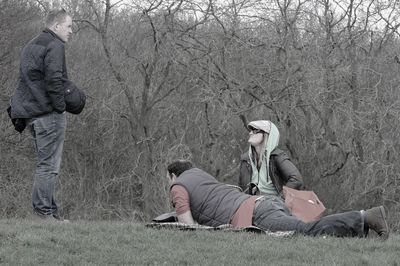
177, 210, 196, 224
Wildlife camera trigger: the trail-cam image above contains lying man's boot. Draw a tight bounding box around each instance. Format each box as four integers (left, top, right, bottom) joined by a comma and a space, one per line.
365, 206, 389, 240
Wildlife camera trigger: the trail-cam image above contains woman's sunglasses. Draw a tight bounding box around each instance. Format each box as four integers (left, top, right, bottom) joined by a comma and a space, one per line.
248, 127, 264, 134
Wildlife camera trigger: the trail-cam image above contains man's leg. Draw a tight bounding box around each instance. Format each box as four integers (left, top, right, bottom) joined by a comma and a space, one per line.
252, 196, 304, 232
30, 112, 66, 216
252, 196, 366, 237
301, 211, 365, 237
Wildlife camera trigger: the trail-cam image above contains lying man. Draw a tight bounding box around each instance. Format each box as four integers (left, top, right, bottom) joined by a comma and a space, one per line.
167, 160, 389, 239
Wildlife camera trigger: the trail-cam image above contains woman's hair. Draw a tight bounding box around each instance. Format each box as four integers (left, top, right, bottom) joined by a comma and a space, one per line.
167, 160, 193, 177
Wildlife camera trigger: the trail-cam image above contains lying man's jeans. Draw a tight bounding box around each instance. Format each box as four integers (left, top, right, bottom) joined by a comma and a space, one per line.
29, 112, 66, 216
252, 196, 365, 237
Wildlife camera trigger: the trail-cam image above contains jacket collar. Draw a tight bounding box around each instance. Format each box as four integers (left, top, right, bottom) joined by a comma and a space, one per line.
241, 147, 281, 162
43, 28, 65, 43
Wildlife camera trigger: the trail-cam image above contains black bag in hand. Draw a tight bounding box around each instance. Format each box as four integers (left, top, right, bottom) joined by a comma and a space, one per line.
7, 106, 26, 133
64, 80, 86, 114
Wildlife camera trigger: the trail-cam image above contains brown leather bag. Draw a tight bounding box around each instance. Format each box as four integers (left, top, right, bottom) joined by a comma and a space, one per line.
282, 186, 326, 223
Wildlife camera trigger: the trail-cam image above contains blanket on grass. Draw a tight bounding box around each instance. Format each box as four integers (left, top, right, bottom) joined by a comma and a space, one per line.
147, 212, 295, 238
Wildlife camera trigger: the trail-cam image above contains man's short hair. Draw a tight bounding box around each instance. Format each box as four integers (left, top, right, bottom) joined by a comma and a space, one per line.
45, 8, 70, 28
167, 160, 193, 177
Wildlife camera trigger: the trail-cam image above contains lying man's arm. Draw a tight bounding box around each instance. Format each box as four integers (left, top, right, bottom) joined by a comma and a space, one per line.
171, 185, 197, 224
177, 210, 196, 224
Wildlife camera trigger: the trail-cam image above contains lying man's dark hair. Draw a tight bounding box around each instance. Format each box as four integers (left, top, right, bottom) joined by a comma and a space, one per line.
167, 160, 193, 177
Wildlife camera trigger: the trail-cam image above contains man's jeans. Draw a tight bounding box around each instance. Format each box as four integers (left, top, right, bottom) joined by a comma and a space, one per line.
29, 112, 66, 216
253, 196, 366, 237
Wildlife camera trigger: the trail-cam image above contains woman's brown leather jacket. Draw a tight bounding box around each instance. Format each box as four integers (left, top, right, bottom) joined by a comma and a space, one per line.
238, 148, 304, 196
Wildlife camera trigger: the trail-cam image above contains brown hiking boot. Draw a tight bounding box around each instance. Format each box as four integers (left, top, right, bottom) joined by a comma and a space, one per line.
365, 206, 389, 240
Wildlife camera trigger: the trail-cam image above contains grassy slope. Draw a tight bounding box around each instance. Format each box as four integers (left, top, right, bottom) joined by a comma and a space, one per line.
0, 219, 399, 266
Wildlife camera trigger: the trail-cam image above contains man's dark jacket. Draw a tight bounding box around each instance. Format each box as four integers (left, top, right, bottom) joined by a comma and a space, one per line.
10, 29, 67, 119
172, 168, 251, 227
239, 148, 304, 196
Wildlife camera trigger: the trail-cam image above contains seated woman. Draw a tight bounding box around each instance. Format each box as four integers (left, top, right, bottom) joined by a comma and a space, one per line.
238, 120, 304, 195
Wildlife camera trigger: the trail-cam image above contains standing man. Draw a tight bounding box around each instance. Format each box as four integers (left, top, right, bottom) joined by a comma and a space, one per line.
167, 160, 389, 239
9, 9, 73, 221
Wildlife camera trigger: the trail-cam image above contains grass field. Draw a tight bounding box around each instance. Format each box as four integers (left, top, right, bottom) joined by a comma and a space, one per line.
0, 219, 399, 265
